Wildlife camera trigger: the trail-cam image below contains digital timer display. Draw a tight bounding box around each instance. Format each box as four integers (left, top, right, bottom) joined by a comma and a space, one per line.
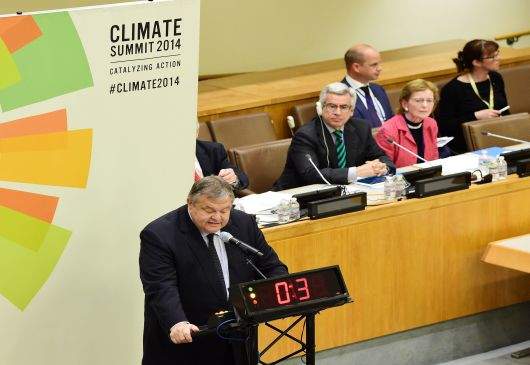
240, 268, 345, 312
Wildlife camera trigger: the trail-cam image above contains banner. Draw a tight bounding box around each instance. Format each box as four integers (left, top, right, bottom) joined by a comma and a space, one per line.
0, 1, 199, 363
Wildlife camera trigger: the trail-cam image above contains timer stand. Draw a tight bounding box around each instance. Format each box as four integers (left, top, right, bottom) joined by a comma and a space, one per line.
259, 312, 316, 365
229, 266, 351, 365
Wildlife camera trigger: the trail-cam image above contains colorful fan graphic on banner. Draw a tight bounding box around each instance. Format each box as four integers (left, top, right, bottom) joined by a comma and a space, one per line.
0, 13, 93, 310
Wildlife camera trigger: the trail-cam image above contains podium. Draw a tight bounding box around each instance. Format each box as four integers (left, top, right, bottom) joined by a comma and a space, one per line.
482, 234, 530, 358
229, 266, 351, 365
194, 266, 351, 365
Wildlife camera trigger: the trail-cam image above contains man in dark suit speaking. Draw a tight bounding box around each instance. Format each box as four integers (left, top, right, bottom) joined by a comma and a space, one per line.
274, 82, 394, 190
139, 176, 287, 365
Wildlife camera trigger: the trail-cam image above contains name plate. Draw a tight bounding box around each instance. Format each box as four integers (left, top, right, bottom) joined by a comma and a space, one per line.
414, 172, 471, 198
517, 158, 530, 177
307, 192, 366, 219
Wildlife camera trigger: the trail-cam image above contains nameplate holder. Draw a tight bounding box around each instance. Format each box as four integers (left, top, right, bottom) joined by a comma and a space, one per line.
307, 192, 366, 219
517, 158, 530, 177
414, 171, 471, 198
501, 148, 530, 174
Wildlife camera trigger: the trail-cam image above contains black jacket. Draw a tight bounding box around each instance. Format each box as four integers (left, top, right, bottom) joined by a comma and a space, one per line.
196, 140, 249, 189
437, 71, 509, 153
139, 206, 287, 365
274, 117, 395, 190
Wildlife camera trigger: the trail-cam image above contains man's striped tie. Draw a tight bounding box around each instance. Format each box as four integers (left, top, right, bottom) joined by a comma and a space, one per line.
333, 130, 346, 168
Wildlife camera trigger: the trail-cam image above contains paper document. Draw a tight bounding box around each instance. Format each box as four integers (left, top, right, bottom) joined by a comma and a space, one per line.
437, 136, 454, 148
473, 147, 504, 158
347, 183, 389, 206
234, 191, 291, 215
415, 153, 479, 175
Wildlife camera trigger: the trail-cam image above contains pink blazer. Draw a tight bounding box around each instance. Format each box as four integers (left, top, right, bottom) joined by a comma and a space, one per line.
375, 114, 439, 168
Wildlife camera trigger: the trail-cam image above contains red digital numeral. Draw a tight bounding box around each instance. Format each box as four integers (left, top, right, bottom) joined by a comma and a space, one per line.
275, 281, 291, 304
295, 278, 310, 301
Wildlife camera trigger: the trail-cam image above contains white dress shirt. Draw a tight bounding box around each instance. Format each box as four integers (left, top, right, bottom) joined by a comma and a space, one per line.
344, 74, 387, 122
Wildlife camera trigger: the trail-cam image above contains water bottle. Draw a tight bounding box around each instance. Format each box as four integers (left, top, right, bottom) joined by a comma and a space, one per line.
497, 156, 508, 180
394, 175, 407, 200
289, 198, 300, 221
489, 158, 499, 182
277, 199, 291, 224
478, 150, 491, 176
384, 175, 396, 200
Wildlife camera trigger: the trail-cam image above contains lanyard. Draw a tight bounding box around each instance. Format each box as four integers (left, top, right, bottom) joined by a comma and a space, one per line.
468, 74, 494, 109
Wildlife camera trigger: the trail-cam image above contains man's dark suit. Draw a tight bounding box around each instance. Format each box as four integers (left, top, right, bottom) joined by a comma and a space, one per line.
139, 206, 287, 365
273, 117, 395, 190
196, 140, 249, 189
341, 77, 394, 123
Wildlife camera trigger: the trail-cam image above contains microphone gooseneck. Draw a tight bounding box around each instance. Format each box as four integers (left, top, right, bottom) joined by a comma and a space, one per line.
305, 154, 332, 185
481, 131, 529, 144
219, 231, 266, 279
386, 136, 428, 163
219, 231, 264, 257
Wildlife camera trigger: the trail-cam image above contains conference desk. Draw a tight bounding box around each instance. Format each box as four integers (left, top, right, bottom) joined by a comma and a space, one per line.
258, 174, 530, 361
198, 40, 530, 139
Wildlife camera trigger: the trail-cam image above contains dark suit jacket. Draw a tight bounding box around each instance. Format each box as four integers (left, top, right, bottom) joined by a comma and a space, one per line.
196, 140, 249, 190
139, 206, 287, 365
341, 77, 394, 123
273, 117, 395, 190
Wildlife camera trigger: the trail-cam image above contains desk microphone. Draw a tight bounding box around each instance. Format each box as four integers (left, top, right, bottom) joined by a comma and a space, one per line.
219, 231, 264, 257
480, 131, 529, 144
305, 154, 332, 185
385, 137, 427, 163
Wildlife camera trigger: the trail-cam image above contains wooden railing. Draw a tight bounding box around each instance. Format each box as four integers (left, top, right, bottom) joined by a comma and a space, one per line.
495, 29, 530, 45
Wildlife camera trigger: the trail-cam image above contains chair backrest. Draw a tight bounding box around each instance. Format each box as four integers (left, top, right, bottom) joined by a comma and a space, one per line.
230, 139, 291, 194
208, 112, 276, 152
291, 102, 318, 128
462, 112, 530, 150
197, 121, 213, 141
498, 63, 530, 115
385, 86, 401, 114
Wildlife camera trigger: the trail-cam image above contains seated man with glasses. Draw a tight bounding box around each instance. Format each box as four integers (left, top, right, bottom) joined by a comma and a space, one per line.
375, 79, 441, 168
273, 82, 395, 190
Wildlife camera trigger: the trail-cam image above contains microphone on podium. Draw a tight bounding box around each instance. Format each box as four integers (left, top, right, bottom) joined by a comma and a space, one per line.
385, 137, 427, 163
219, 231, 264, 257
480, 131, 529, 144
305, 154, 332, 185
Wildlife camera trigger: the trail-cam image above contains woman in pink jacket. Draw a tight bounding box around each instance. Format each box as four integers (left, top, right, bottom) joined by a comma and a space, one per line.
375, 79, 440, 168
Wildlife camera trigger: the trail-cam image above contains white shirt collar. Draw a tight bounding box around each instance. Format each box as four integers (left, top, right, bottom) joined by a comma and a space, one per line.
345, 74, 368, 90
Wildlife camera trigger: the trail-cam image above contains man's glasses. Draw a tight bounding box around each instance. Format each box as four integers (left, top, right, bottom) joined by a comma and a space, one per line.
324, 103, 351, 112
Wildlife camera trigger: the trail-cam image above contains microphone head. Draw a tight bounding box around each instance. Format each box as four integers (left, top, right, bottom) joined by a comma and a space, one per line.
481, 131, 489, 136
286, 116, 295, 129
305, 154, 313, 161
385, 137, 395, 144
219, 231, 233, 243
